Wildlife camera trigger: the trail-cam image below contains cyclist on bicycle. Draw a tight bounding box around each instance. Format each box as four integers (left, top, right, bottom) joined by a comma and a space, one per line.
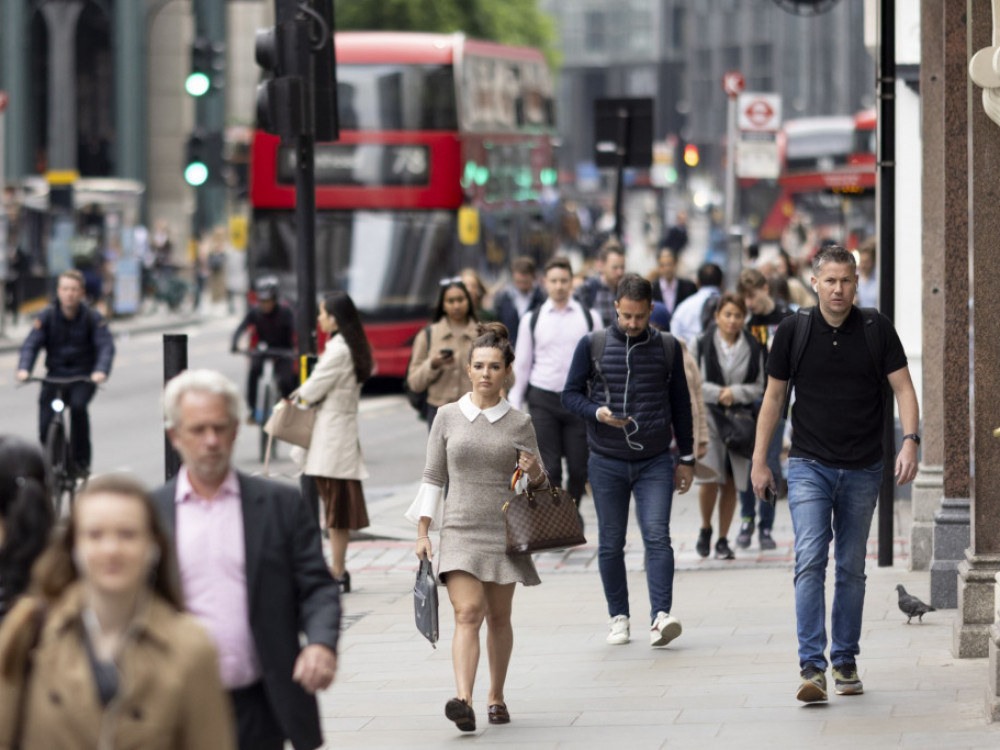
15, 269, 115, 475
231, 276, 297, 422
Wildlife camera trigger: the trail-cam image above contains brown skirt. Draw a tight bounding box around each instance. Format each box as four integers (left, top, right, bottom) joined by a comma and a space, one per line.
314, 477, 370, 530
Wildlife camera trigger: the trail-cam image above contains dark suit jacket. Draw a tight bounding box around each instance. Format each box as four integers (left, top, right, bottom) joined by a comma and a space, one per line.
492, 284, 546, 347
153, 472, 340, 750
651, 276, 697, 311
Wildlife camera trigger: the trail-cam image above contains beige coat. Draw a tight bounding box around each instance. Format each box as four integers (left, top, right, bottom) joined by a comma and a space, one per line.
680, 341, 710, 454
0, 587, 235, 750
297, 333, 368, 480
405, 318, 479, 408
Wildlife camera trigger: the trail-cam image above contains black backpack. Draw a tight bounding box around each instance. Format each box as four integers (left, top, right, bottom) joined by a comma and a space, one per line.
403, 326, 433, 419
699, 291, 721, 332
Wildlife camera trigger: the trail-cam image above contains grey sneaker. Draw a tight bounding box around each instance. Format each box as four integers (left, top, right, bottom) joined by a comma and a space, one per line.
832, 662, 864, 695
759, 528, 777, 551
797, 666, 828, 703
736, 518, 754, 548
649, 611, 682, 647
607, 615, 630, 645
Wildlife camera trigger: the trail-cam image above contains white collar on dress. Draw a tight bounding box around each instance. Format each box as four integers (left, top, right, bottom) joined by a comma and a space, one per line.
458, 393, 511, 423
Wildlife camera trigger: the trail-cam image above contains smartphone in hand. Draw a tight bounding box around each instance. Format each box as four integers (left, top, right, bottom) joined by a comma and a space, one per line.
762, 486, 777, 505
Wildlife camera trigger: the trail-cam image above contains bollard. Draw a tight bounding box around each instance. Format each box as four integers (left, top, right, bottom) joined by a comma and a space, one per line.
163, 334, 188, 481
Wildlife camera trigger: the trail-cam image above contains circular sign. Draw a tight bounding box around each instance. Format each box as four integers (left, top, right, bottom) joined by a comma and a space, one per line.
722, 72, 745, 98
744, 100, 775, 127
0, 91, 8, 113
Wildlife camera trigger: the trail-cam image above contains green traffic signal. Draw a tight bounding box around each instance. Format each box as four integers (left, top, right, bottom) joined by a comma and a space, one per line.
185, 72, 210, 97
184, 161, 209, 186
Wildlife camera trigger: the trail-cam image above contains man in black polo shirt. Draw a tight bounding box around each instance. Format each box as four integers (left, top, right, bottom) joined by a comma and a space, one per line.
751, 245, 919, 704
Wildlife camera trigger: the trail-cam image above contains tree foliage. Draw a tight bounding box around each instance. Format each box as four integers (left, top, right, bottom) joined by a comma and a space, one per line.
335, 0, 560, 70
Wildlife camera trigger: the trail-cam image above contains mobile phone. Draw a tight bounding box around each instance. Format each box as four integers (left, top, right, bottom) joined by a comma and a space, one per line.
762, 486, 777, 505
440, 348, 454, 357
512, 441, 533, 456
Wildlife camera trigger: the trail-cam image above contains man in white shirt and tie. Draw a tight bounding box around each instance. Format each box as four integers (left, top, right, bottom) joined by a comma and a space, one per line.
510, 257, 601, 513
651, 248, 697, 329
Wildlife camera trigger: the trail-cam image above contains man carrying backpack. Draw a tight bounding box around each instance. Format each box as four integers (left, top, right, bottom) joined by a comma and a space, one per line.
16, 269, 115, 475
562, 274, 694, 649
751, 245, 919, 704
509, 257, 600, 515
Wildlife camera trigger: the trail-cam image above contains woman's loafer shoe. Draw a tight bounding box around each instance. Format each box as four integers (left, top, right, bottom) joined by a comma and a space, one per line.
487, 703, 510, 724
445, 698, 476, 732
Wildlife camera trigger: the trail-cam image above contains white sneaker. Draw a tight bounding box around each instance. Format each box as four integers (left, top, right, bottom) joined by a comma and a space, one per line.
650, 611, 682, 647
607, 615, 630, 645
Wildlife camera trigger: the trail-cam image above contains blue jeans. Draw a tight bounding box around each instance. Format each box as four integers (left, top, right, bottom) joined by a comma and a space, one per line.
738, 418, 785, 530
787, 457, 882, 670
588, 450, 676, 623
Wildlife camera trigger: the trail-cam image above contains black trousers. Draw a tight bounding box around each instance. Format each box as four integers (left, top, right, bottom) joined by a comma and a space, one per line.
38, 380, 96, 469
230, 682, 285, 750
527, 386, 589, 504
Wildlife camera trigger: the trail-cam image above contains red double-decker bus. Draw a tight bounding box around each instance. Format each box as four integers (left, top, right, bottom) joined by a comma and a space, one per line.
249, 32, 557, 377
741, 109, 876, 246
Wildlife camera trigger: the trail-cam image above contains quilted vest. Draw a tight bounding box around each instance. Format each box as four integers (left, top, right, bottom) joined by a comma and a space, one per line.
587, 326, 674, 461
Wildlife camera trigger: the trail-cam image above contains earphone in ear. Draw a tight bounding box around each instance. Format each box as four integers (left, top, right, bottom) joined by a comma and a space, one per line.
812, 283, 818, 293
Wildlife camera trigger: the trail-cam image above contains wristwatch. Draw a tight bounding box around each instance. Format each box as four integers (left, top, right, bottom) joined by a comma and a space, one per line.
677, 457, 696, 467
902, 433, 921, 446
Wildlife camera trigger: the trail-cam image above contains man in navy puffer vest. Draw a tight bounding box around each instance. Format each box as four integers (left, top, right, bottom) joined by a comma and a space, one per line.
562, 274, 695, 649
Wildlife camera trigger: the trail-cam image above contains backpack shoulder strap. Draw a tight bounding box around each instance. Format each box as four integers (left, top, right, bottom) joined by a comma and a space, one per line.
529, 307, 541, 339
658, 331, 675, 382
858, 307, 884, 381
587, 329, 610, 405
782, 307, 814, 416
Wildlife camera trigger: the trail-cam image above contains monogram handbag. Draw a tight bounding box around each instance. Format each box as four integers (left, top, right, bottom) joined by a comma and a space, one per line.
504, 484, 587, 555
413, 555, 439, 648
263, 398, 316, 449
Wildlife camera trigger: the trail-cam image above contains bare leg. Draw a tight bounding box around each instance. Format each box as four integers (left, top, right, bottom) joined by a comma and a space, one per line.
717, 475, 737, 539
329, 528, 350, 578
483, 582, 516, 706
445, 571, 486, 703
699, 483, 718, 529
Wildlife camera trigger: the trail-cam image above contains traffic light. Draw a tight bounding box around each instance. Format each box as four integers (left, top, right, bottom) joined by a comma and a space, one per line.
683, 144, 700, 167
184, 129, 225, 186
186, 38, 225, 98
255, 21, 309, 139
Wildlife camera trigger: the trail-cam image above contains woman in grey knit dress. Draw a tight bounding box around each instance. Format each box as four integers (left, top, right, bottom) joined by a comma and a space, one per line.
407, 322, 546, 733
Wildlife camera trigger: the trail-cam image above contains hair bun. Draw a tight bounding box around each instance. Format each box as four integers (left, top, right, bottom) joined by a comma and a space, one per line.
477, 321, 510, 340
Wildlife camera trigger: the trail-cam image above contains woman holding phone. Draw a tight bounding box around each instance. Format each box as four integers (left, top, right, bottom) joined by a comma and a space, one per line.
406, 322, 546, 733
406, 279, 480, 429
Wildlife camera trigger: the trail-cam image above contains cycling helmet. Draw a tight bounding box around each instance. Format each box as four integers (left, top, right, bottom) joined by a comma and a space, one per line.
255, 276, 279, 301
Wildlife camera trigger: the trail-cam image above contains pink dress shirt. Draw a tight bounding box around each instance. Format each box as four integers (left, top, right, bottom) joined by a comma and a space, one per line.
174, 468, 262, 689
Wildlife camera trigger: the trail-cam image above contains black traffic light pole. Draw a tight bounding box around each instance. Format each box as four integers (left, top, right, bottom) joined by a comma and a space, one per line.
264, 0, 338, 360
876, 0, 896, 567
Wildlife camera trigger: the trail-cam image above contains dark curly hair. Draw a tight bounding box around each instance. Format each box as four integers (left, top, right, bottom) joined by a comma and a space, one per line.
467, 322, 515, 367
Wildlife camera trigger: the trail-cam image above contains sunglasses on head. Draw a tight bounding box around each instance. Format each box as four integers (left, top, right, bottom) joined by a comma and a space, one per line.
439, 276, 463, 286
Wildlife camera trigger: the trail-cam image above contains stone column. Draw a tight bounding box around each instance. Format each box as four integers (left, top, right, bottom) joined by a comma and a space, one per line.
957, 0, 1000, 660
928, 0, 971, 609
912, 0, 945, 572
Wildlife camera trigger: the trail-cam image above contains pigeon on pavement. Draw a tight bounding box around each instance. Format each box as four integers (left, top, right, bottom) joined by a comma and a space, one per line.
896, 584, 935, 624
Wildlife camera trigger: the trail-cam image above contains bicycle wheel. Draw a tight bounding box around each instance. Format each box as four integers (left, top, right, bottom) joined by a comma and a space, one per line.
259, 382, 274, 463
44, 420, 70, 516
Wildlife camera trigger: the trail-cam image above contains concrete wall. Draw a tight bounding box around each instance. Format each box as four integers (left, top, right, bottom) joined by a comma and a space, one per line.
147, 1, 195, 257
